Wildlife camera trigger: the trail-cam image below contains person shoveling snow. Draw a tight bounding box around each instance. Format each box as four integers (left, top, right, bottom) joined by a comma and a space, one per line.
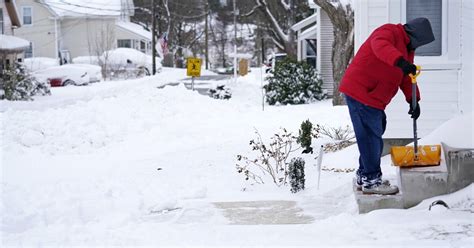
340, 18, 435, 195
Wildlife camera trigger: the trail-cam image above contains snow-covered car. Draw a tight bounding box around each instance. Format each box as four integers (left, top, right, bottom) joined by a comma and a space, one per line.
265, 53, 287, 73
72, 48, 162, 79
22, 57, 59, 72
66, 64, 102, 83
105, 48, 162, 76
214, 66, 234, 74
32, 65, 94, 87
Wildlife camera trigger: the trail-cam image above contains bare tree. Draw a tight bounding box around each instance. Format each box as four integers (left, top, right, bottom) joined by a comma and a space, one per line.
242, 0, 310, 58
313, 0, 354, 106
87, 22, 116, 80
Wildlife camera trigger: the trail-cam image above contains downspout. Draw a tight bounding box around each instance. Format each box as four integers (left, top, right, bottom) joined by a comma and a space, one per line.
316, 7, 321, 73
54, 16, 59, 61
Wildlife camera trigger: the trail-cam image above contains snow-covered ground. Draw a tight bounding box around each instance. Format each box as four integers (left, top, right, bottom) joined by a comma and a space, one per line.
1, 68, 472, 247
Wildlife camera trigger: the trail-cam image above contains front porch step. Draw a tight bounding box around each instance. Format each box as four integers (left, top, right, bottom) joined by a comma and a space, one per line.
354, 142, 474, 213
397, 164, 448, 208
354, 191, 404, 214
353, 179, 404, 214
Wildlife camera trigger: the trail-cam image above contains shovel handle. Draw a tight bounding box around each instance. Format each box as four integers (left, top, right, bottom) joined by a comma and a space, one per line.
409, 65, 422, 84
410, 66, 421, 159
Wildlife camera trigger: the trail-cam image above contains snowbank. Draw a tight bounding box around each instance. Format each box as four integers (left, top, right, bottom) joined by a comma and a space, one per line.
419, 112, 474, 148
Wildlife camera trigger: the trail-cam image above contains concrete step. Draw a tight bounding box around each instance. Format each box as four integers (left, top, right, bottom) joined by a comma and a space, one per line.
397, 161, 448, 208
352, 179, 404, 214
355, 142, 473, 213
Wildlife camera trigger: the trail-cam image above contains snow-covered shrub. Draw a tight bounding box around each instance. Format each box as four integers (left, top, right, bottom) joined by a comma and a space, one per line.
289, 157, 305, 193
208, 84, 232, 100
264, 58, 326, 105
236, 128, 299, 186
1, 63, 51, 101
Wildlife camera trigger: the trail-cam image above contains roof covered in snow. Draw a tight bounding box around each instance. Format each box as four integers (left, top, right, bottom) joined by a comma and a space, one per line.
0, 35, 30, 51
116, 21, 152, 40
291, 12, 317, 31
43, 0, 132, 18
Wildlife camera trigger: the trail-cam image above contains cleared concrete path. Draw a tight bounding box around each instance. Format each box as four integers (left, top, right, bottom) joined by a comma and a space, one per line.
213, 200, 314, 225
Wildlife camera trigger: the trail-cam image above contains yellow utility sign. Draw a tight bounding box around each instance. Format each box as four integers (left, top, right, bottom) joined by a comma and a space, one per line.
187, 58, 202, 77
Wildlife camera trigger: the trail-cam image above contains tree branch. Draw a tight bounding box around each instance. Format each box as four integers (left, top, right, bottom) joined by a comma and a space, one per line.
256, 0, 289, 43
241, 3, 262, 17
280, 0, 291, 10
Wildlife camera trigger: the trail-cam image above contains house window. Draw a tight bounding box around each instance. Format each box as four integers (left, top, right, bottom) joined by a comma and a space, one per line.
305, 39, 317, 68
406, 0, 442, 56
22, 6, 32, 25
25, 42, 33, 58
0, 8, 4, 34
140, 40, 146, 53
117, 39, 131, 48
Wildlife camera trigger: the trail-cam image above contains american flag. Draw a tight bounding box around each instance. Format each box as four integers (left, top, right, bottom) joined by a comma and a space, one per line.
160, 32, 169, 55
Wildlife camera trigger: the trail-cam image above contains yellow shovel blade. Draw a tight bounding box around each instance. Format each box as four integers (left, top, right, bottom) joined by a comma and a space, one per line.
391, 145, 442, 167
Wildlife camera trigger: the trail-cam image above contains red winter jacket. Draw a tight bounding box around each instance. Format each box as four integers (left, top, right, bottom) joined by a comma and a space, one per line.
340, 24, 420, 110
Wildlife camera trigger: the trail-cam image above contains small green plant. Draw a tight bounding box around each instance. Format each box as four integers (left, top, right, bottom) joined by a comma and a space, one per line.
208, 84, 232, 100
289, 157, 305, 193
297, 120, 313, 154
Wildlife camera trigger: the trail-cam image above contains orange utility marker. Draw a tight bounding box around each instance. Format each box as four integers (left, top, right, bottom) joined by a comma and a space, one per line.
391, 66, 442, 167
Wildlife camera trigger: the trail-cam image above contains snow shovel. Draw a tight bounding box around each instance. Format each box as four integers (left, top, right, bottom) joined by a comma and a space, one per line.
390, 66, 442, 167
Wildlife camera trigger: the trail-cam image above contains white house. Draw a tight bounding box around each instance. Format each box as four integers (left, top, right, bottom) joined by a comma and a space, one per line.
354, 0, 473, 139
12, 0, 152, 62
291, 3, 335, 96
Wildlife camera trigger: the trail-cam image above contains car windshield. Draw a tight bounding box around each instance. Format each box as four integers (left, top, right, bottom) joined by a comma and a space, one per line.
275, 56, 286, 62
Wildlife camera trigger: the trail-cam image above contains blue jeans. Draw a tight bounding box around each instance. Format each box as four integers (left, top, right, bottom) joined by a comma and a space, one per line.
345, 95, 386, 187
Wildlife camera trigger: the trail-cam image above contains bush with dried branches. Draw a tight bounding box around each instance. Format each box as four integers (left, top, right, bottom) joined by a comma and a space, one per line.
236, 128, 299, 186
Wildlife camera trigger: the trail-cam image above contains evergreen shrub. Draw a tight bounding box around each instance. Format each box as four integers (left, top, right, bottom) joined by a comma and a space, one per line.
1, 63, 51, 101
289, 157, 305, 193
264, 58, 326, 105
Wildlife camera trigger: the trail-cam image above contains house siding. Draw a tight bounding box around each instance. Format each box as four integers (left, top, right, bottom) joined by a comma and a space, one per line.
356, 0, 466, 138
461, 0, 473, 115
367, 0, 388, 33
319, 10, 334, 96
115, 25, 151, 54
14, 0, 56, 58
61, 18, 116, 59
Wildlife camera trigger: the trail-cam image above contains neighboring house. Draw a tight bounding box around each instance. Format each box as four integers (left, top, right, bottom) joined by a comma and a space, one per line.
354, 0, 473, 139
291, 3, 335, 96
13, 0, 152, 63
0, 0, 29, 70
1, 0, 21, 35
115, 21, 152, 54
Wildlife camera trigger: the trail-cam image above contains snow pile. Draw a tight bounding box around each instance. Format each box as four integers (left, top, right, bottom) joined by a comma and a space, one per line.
419, 113, 473, 148
413, 184, 473, 211
73, 56, 100, 65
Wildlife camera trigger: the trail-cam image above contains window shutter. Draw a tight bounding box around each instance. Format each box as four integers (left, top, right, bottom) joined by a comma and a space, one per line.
0, 8, 4, 34
406, 0, 442, 56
